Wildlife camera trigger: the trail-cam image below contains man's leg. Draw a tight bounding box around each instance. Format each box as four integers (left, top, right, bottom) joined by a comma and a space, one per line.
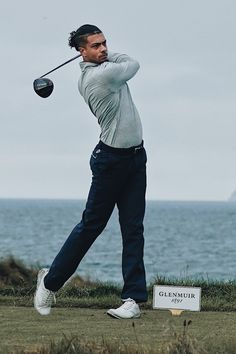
35, 164, 117, 315
44, 148, 125, 292
106, 148, 147, 319
117, 148, 147, 303
35, 144, 133, 315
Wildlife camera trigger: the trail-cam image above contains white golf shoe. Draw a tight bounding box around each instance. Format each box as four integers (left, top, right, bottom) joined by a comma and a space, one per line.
107, 298, 141, 319
34, 268, 56, 315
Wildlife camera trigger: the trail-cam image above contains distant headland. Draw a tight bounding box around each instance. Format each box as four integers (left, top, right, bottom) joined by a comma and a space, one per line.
229, 190, 236, 201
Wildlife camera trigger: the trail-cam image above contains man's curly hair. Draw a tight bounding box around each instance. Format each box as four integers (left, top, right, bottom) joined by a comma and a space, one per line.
68, 24, 102, 51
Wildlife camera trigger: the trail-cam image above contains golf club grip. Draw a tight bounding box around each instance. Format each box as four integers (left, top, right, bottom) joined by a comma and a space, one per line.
40, 54, 81, 78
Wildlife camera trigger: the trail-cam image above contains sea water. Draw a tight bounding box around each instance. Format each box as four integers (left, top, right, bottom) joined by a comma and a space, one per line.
0, 199, 235, 284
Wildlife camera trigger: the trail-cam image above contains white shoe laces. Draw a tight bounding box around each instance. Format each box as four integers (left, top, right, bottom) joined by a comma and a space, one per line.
40, 288, 55, 307
120, 299, 136, 310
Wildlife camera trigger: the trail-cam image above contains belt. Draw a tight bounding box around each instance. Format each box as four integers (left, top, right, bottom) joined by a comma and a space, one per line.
98, 140, 144, 155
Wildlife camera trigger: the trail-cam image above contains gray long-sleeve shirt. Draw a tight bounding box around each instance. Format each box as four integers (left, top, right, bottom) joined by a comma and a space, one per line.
78, 52, 143, 148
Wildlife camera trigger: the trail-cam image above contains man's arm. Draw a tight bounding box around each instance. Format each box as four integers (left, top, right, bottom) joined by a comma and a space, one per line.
98, 52, 140, 89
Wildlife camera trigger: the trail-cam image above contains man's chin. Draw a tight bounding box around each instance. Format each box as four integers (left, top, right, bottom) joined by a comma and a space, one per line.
89, 56, 108, 64
99, 55, 108, 63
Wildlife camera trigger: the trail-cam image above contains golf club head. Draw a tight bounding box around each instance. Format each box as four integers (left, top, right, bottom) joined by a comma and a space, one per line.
33, 78, 54, 98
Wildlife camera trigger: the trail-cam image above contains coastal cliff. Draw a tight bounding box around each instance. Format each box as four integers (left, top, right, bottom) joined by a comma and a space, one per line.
229, 190, 236, 201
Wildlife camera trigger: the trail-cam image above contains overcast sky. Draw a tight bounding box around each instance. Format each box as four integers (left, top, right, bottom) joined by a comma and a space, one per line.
1, 0, 235, 201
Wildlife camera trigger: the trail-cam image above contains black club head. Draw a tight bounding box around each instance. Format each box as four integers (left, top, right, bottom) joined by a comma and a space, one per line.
33, 78, 54, 98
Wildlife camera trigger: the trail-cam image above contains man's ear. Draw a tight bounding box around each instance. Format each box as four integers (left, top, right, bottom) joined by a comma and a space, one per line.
79, 46, 86, 56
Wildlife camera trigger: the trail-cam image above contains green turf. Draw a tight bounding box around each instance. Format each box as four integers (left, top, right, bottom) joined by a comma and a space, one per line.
1, 257, 236, 353
1, 306, 236, 353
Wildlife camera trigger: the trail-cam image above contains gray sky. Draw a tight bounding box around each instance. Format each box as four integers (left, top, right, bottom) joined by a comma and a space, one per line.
1, 0, 236, 200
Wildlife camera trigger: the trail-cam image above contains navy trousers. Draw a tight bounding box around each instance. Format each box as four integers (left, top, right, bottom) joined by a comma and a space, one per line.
44, 141, 147, 303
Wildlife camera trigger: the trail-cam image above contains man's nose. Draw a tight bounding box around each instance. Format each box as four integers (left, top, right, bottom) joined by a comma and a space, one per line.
100, 44, 107, 52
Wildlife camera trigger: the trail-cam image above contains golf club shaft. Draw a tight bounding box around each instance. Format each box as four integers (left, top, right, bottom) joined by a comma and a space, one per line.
40, 54, 81, 78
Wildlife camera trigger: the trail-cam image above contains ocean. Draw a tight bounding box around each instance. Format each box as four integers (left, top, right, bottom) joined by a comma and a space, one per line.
0, 199, 235, 284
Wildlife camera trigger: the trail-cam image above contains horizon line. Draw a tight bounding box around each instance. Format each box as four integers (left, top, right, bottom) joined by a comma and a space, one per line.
0, 197, 232, 203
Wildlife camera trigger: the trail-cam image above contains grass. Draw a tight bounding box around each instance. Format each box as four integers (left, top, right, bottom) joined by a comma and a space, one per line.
1, 256, 236, 311
64, 274, 236, 312
1, 257, 236, 353
1, 307, 236, 353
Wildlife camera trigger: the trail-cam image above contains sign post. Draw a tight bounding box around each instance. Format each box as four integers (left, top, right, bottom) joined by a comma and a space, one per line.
153, 285, 201, 316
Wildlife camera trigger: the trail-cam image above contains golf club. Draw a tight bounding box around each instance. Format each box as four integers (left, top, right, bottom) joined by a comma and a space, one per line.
33, 53, 81, 98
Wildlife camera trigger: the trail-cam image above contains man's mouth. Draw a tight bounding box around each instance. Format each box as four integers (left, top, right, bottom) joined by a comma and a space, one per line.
100, 54, 108, 60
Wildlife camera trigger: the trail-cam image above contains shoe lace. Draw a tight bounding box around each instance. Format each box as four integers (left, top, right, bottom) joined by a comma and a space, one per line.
120, 299, 136, 310
41, 288, 55, 307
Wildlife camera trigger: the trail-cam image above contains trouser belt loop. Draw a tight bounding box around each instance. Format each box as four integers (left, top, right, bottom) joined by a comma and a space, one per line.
134, 146, 143, 153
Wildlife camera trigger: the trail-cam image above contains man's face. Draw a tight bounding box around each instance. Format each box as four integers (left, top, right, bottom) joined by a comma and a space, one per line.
80, 33, 108, 64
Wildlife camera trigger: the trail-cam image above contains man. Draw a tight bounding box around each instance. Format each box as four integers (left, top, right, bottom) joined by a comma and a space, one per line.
34, 24, 148, 319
